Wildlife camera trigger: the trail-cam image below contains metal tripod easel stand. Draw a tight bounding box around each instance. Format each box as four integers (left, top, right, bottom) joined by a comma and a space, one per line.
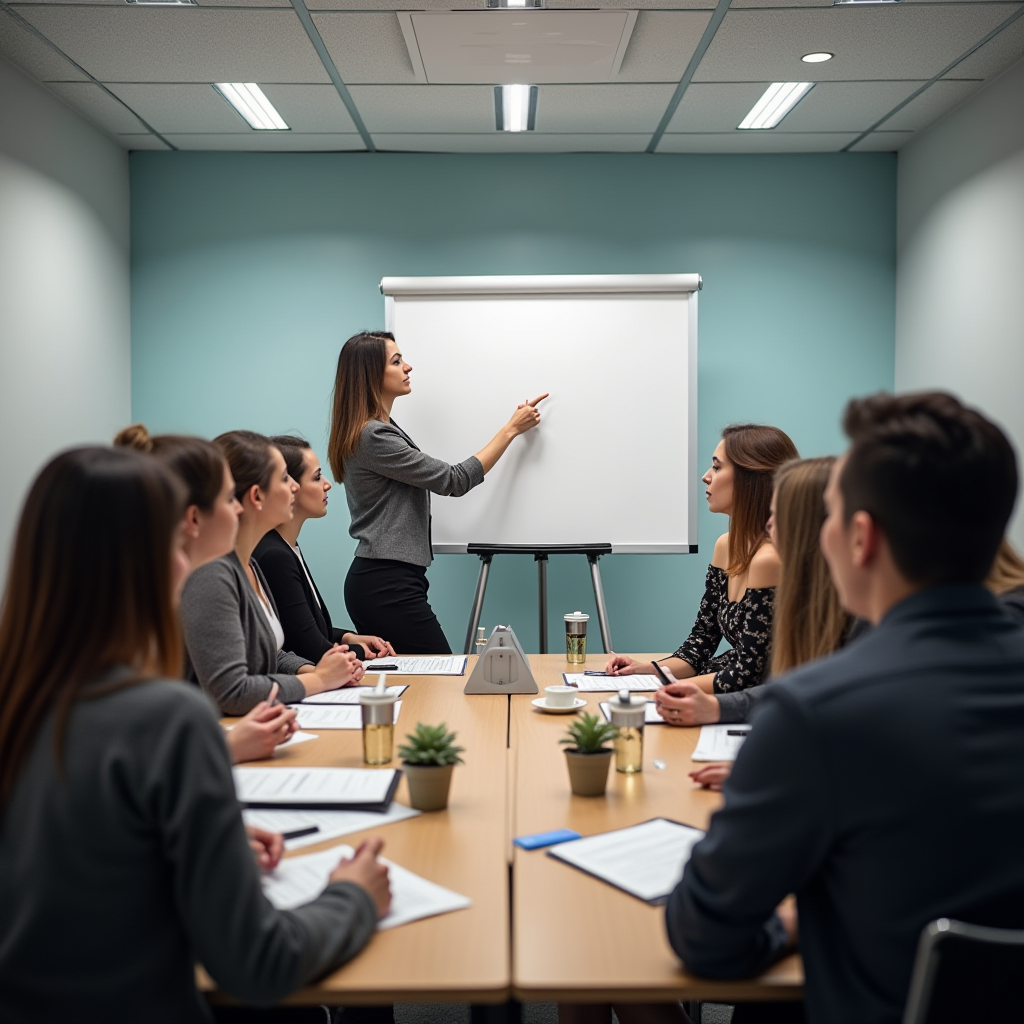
461, 543, 614, 656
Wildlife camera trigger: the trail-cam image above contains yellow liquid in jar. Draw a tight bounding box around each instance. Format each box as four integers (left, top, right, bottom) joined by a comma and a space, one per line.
615, 726, 643, 773
363, 722, 394, 765
566, 633, 587, 665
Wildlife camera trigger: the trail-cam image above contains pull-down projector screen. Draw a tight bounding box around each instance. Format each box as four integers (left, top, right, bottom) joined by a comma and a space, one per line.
381, 274, 699, 554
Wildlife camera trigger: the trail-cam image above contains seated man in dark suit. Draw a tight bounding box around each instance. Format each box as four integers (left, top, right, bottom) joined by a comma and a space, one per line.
665, 391, 1024, 1024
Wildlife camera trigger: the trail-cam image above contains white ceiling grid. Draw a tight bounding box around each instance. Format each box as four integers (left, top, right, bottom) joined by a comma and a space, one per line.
0, 0, 1021, 154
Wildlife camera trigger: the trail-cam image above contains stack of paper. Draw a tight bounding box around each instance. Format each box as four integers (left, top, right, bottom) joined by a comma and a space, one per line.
290, 702, 402, 730
564, 673, 659, 692
233, 766, 401, 811
359, 656, 467, 676
296, 685, 407, 705
547, 818, 705, 904
261, 845, 472, 929
598, 701, 667, 725
244, 804, 421, 849
691, 724, 751, 762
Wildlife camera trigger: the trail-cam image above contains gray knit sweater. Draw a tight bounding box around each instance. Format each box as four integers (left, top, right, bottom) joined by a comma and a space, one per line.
343, 419, 484, 567
180, 551, 312, 713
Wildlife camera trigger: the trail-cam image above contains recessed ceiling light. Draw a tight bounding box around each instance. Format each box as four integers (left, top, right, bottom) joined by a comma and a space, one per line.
125, 0, 196, 5
801, 52, 833, 63
494, 84, 537, 132
214, 84, 289, 131
487, 0, 544, 7
738, 82, 815, 130
832, 0, 902, 5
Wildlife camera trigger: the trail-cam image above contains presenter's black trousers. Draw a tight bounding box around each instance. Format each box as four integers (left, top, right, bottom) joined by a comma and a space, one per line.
345, 556, 452, 655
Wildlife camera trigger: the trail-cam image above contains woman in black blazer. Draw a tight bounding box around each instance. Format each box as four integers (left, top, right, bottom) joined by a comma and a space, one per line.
255, 436, 395, 663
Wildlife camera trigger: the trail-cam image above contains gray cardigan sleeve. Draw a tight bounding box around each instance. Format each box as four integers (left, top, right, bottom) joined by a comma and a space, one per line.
358, 421, 484, 497
716, 685, 767, 724
180, 558, 309, 713
151, 686, 378, 1002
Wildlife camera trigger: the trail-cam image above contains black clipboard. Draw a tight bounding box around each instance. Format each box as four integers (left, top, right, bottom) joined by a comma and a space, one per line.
240, 769, 403, 813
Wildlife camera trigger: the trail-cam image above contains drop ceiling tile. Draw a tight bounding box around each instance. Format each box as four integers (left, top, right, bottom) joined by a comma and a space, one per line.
693, 6, 1018, 82
194, 0, 291, 7
945, 11, 1024, 78
307, 0, 482, 8
657, 131, 857, 152
259, 85, 358, 132
778, 80, 924, 131
162, 132, 365, 150
881, 78, 984, 130
0, 10, 88, 80
17, 8, 330, 83
549, 0, 715, 7
667, 81, 774, 131
615, 11, 712, 83
849, 131, 913, 151
371, 132, 649, 152
536, 84, 676, 132
107, 83, 249, 133
119, 133, 172, 151
348, 84, 492, 132
312, 13, 416, 84
47, 82, 148, 133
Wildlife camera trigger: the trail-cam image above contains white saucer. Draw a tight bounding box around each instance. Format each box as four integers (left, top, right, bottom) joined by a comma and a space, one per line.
532, 697, 587, 714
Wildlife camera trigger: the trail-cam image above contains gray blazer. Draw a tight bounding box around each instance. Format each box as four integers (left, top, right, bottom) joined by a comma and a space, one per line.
0, 674, 376, 1023
343, 419, 484, 567
181, 550, 312, 714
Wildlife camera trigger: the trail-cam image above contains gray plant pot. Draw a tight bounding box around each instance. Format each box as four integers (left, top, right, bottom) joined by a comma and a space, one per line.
403, 762, 455, 812
564, 748, 613, 797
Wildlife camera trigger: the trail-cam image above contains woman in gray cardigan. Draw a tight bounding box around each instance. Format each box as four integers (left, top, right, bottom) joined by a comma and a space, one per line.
0, 446, 389, 1024
328, 331, 547, 654
181, 430, 363, 715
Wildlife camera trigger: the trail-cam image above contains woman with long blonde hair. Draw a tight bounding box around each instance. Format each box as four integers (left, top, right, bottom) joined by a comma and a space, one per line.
986, 538, 1024, 623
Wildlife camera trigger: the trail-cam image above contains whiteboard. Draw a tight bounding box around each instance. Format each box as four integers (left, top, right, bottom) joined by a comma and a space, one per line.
381, 275, 699, 555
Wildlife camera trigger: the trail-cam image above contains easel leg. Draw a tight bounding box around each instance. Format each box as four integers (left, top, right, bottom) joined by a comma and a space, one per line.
463, 554, 493, 655
536, 554, 549, 654
588, 554, 613, 653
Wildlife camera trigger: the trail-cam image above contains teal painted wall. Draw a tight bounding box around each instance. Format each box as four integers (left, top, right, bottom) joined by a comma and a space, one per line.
130, 151, 895, 656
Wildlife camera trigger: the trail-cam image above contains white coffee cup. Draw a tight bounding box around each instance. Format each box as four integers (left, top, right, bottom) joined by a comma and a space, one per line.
545, 685, 576, 708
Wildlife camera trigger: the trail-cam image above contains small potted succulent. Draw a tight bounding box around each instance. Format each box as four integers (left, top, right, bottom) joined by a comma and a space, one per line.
398, 722, 465, 812
560, 712, 618, 797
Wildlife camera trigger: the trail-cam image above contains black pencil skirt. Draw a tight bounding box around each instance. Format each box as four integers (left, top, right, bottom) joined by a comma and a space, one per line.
344, 556, 452, 656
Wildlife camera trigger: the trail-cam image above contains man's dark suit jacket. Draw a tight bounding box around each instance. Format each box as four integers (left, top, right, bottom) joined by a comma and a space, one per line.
253, 530, 365, 663
666, 584, 1024, 1024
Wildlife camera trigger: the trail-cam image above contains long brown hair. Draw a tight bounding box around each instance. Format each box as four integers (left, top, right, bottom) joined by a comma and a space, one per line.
722, 424, 799, 576
328, 331, 394, 482
0, 447, 185, 804
986, 538, 1024, 595
770, 457, 851, 675
114, 423, 225, 511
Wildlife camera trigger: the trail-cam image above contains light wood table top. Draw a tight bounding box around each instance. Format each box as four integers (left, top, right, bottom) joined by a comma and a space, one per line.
510, 653, 804, 1004
218, 666, 511, 1006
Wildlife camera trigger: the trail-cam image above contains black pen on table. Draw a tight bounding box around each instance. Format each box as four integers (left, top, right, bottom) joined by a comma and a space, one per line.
281, 826, 320, 841
727, 729, 751, 737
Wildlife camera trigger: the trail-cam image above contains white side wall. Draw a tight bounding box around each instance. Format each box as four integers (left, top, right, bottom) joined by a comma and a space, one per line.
896, 57, 1024, 546
0, 57, 131, 581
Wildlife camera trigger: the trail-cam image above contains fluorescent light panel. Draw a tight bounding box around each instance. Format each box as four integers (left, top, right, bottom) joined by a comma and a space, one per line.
494, 84, 538, 132
801, 52, 833, 63
214, 83, 289, 131
486, 0, 544, 7
125, 0, 196, 5
738, 82, 814, 130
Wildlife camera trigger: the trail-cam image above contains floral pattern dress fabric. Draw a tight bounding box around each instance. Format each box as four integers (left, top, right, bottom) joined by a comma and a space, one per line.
672, 565, 775, 694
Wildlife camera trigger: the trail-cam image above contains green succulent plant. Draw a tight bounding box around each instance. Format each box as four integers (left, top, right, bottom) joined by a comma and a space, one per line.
398, 722, 465, 766
560, 712, 618, 754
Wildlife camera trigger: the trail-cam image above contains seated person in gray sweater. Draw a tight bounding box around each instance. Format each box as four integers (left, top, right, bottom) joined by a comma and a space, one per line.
181, 431, 363, 715
0, 446, 389, 1024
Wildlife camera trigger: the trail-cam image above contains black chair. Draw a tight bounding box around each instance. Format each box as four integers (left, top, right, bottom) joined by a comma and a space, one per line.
902, 918, 1024, 1024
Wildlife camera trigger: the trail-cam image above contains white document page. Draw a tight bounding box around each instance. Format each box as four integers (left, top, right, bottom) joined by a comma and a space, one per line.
261, 845, 472, 929
548, 819, 705, 904
360, 656, 467, 676
233, 767, 398, 807
278, 730, 318, 749
598, 701, 667, 724
565, 673, 659, 693
691, 724, 751, 762
243, 803, 421, 850
291, 702, 402, 730
296, 685, 407, 705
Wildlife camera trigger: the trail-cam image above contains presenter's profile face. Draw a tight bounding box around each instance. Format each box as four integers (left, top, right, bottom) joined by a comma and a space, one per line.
382, 339, 412, 399
702, 441, 734, 515
297, 449, 331, 520
265, 447, 300, 526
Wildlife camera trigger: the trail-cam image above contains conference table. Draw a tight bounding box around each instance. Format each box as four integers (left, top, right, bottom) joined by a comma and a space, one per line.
214, 654, 803, 1010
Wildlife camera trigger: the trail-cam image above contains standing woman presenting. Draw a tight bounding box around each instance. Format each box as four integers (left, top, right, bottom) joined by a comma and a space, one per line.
329, 331, 547, 654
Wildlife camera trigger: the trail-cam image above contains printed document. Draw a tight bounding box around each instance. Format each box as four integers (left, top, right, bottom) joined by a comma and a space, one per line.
261, 845, 472, 929
244, 803, 421, 850
691, 724, 751, 762
598, 701, 666, 724
292, 701, 402, 730
548, 818, 705, 904
234, 766, 398, 808
360, 656, 467, 676
296, 685, 407, 705
565, 673, 659, 692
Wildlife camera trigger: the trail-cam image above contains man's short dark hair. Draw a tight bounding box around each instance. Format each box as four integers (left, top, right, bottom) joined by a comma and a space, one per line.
840, 392, 1018, 586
